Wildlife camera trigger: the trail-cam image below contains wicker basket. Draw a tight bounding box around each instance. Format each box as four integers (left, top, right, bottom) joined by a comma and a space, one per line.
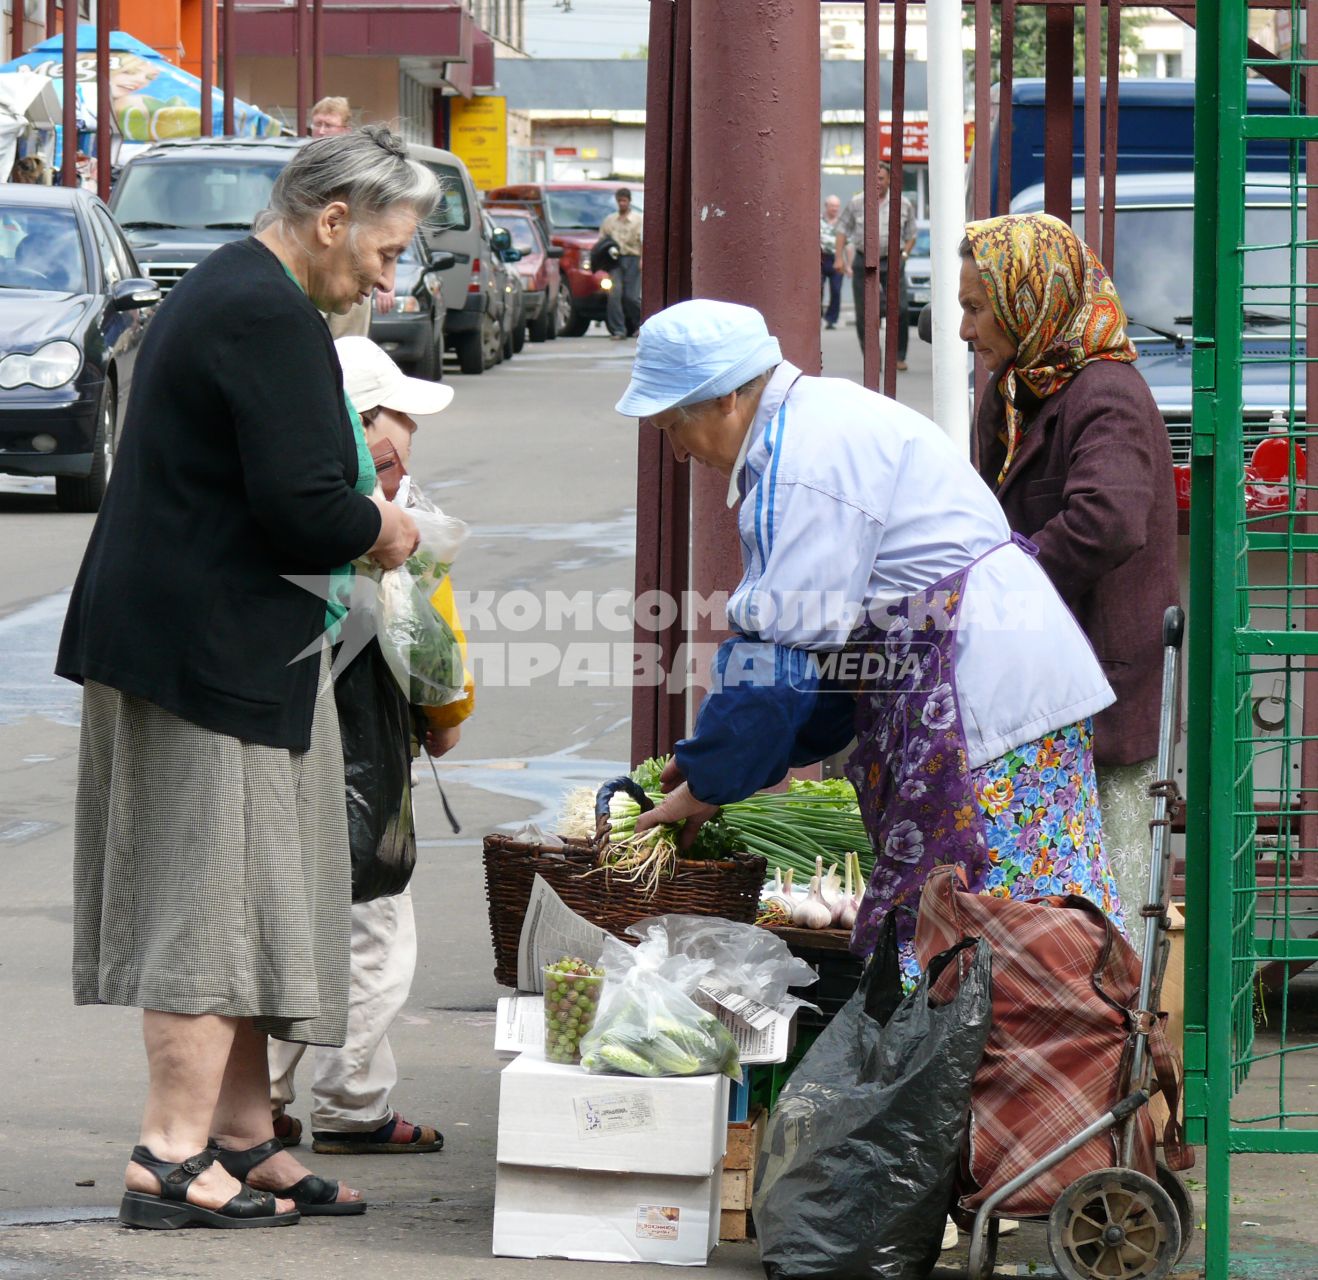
483, 778, 768, 987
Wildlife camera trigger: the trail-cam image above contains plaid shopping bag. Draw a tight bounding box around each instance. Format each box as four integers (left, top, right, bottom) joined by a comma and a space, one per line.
913, 866, 1191, 1218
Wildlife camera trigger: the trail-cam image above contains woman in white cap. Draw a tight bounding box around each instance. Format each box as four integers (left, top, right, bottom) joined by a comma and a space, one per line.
267, 336, 471, 1160
624, 299, 1128, 983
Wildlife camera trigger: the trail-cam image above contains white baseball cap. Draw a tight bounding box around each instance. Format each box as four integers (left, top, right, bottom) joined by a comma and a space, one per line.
334, 336, 455, 419
615, 299, 782, 418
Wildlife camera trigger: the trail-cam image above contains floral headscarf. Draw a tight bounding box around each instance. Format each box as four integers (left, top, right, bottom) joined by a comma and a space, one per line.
964, 213, 1136, 482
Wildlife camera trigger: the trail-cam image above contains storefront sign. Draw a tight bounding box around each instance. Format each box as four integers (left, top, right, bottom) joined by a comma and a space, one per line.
449, 93, 507, 190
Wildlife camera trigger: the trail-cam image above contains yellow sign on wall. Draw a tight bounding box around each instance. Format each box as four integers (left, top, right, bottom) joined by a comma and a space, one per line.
449, 95, 507, 191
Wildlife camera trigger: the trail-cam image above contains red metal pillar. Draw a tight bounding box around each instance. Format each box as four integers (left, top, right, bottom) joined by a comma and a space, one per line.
1082, 0, 1101, 251
46, 0, 57, 39
295, 0, 309, 136
201, 0, 215, 137
61, 4, 77, 187
313, 0, 325, 109
96, 2, 110, 200
996, 0, 1015, 216
1102, 1, 1121, 271
11, 0, 25, 59
883, 0, 909, 402
222, 0, 235, 135
686, 0, 820, 698
631, 0, 693, 764
861, 0, 880, 392
1043, 4, 1074, 224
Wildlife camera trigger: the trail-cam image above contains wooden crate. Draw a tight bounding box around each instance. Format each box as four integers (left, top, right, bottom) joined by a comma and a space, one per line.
719, 1107, 766, 1241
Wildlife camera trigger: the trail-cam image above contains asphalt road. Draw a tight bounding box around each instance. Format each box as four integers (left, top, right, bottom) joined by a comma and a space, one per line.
5, 316, 1288, 1279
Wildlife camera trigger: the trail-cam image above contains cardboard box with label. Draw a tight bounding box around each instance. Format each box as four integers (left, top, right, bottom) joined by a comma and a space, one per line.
494, 1046, 730, 1264
493, 1162, 724, 1266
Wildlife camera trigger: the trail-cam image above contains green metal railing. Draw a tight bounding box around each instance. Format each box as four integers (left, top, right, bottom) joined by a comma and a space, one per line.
1189, 1, 1318, 1276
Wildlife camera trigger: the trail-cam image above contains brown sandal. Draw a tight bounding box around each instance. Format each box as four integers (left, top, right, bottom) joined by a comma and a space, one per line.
312, 1112, 443, 1155
272, 1112, 302, 1148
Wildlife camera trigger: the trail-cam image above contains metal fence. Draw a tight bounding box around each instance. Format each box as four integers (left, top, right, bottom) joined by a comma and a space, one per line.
1188, 0, 1318, 1276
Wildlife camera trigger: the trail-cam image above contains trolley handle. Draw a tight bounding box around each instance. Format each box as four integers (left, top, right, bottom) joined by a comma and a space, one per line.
1162, 605, 1185, 651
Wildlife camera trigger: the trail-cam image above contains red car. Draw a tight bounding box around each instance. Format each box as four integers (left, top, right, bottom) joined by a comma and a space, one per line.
485, 206, 564, 343
484, 181, 644, 337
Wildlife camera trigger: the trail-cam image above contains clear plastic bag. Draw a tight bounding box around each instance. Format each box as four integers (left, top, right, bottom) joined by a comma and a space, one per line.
368, 486, 468, 706
578, 934, 742, 1081
626, 914, 818, 1008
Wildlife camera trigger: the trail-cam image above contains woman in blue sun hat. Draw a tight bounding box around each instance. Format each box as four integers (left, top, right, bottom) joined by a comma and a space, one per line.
619, 299, 1128, 984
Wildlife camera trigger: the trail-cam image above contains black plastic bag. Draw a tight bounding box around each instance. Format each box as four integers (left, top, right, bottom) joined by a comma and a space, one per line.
753, 919, 992, 1280
589, 234, 621, 273
333, 637, 416, 903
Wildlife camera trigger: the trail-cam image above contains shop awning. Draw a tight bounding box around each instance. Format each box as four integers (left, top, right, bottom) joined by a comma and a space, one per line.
230, 1, 495, 97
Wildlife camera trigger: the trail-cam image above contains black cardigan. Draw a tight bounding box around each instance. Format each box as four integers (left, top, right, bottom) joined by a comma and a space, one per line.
57, 237, 382, 751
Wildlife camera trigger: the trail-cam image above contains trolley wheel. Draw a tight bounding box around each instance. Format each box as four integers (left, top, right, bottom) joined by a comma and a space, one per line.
1155, 1162, 1194, 1264
965, 1217, 1000, 1280
1047, 1168, 1182, 1280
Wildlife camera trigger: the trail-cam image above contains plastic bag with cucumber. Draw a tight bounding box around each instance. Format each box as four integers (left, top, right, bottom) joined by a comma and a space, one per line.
579, 933, 742, 1082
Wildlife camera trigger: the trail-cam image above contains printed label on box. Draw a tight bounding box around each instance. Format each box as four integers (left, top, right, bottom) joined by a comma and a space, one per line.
635, 1204, 681, 1240
574, 1091, 658, 1139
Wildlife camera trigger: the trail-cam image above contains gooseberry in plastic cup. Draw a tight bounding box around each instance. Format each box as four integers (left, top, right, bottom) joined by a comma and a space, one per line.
542, 957, 605, 1065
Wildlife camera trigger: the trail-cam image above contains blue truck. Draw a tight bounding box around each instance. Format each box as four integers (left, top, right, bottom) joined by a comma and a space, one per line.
984, 77, 1294, 211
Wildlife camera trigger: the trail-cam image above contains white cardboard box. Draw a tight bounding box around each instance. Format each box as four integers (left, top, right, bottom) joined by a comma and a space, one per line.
497, 1047, 729, 1176
493, 1160, 722, 1266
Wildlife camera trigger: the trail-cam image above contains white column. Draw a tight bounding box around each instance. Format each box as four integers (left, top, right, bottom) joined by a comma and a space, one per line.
925, 0, 970, 454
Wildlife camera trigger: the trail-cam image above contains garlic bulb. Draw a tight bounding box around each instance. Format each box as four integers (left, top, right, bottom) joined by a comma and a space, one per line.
792, 861, 834, 929
822, 860, 845, 925
836, 851, 863, 930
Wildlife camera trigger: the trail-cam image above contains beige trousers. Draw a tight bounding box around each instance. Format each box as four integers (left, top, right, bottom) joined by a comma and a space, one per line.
268, 886, 416, 1131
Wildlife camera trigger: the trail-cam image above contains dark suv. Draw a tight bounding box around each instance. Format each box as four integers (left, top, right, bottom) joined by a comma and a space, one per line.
109, 136, 306, 293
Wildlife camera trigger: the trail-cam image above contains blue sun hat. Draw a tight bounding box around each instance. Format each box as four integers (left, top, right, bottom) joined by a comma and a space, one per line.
615, 299, 783, 417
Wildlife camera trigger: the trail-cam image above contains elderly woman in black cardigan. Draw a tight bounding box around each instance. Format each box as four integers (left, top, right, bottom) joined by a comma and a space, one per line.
58, 127, 435, 1229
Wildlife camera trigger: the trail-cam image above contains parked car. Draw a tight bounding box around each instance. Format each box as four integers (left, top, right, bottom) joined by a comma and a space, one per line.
108, 135, 307, 293
1011, 172, 1303, 493
368, 233, 455, 381
408, 141, 508, 376
485, 207, 564, 342
0, 184, 159, 511
905, 219, 930, 325
110, 135, 500, 377
484, 181, 645, 337
484, 216, 526, 360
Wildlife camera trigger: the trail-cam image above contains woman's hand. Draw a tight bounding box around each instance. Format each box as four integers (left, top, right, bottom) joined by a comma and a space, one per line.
424, 724, 460, 758
634, 782, 720, 850
659, 757, 684, 794
368, 497, 419, 569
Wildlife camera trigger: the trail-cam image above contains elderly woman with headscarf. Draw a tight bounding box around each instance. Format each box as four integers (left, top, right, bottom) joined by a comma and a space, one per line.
622, 299, 1129, 984
57, 126, 436, 1229
958, 214, 1178, 948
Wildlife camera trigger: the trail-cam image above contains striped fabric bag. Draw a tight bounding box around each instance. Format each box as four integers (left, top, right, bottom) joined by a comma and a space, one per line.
913, 866, 1191, 1218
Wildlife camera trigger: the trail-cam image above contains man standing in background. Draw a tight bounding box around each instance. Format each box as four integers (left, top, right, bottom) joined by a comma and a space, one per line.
820, 193, 843, 330
600, 187, 643, 340
835, 161, 915, 371
311, 96, 352, 138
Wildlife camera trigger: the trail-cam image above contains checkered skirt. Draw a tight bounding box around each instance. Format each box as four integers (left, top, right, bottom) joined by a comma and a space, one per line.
72, 650, 351, 1047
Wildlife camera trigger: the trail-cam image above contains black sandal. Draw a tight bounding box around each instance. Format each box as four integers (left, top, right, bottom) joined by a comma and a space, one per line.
120, 1145, 301, 1230
213, 1137, 367, 1217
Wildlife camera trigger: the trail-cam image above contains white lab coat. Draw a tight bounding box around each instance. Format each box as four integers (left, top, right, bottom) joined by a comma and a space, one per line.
725, 362, 1114, 768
